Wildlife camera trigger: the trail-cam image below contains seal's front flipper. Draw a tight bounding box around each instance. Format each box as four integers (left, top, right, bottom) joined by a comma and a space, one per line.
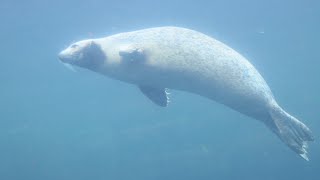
119, 45, 145, 62
139, 86, 169, 107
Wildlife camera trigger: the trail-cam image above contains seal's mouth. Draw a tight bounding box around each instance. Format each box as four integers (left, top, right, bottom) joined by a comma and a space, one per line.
58, 51, 77, 72
58, 51, 72, 63
59, 51, 82, 67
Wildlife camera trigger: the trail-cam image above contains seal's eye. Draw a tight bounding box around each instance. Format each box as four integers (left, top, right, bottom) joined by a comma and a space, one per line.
71, 44, 79, 48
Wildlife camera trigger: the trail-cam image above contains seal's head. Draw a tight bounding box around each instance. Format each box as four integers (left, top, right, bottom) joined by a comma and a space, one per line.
58, 39, 105, 70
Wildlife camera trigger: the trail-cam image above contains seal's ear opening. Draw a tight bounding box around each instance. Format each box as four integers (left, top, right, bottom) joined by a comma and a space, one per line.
77, 40, 106, 70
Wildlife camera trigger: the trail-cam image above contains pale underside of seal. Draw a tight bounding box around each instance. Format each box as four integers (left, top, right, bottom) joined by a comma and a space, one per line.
58, 26, 314, 160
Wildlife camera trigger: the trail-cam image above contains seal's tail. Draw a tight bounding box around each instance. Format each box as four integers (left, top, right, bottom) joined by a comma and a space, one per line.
268, 105, 314, 161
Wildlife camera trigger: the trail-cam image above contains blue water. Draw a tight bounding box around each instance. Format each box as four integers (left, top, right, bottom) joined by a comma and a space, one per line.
1, 0, 319, 179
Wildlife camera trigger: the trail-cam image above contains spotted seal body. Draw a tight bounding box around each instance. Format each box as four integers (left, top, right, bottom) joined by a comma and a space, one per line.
58, 26, 313, 160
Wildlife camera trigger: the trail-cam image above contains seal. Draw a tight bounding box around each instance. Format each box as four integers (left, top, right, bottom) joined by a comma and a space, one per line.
58, 26, 314, 160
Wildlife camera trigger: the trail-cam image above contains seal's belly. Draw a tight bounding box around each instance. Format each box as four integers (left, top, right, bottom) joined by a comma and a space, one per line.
142, 53, 274, 119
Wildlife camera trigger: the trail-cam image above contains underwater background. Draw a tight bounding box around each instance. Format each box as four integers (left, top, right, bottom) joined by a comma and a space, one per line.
0, 0, 319, 179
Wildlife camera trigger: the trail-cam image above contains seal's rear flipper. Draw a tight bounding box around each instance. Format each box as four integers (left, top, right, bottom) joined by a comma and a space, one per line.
139, 86, 169, 107
268, 106, 314, 161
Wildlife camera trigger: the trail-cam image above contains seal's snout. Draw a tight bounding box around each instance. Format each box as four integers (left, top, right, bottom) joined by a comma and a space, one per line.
58, 51, 64, 61
58, 50, 72, 63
